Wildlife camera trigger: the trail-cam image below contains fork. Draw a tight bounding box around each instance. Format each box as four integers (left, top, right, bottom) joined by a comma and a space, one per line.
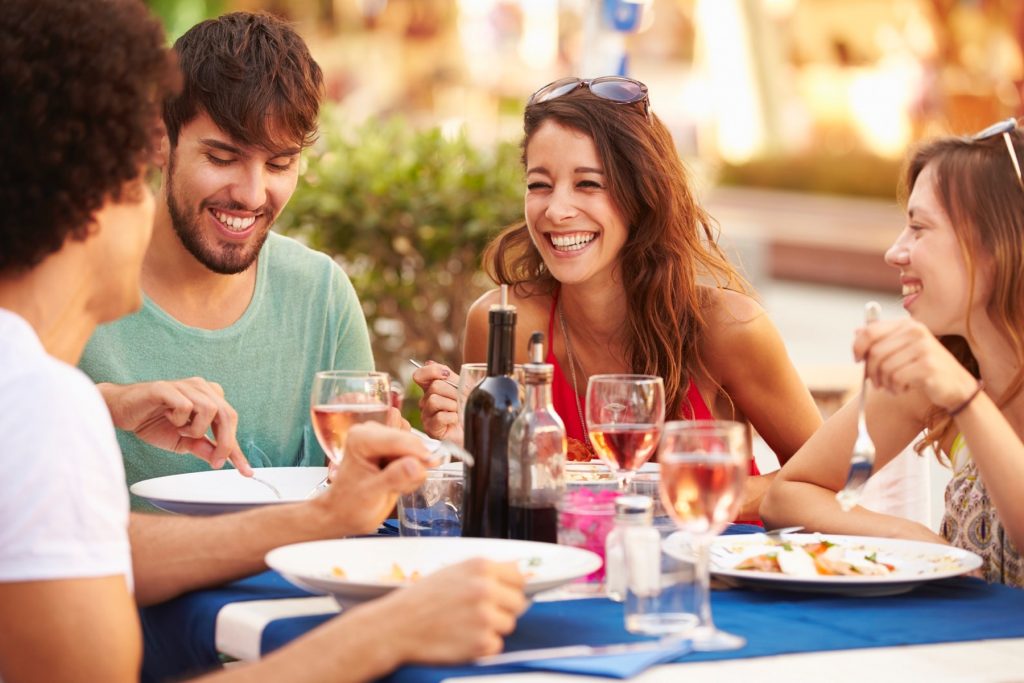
251, 475, 283, 500
835, 301, 881, 512
408, 359, 458, 390
764, 525, 804, 541
305, 440, 475, 499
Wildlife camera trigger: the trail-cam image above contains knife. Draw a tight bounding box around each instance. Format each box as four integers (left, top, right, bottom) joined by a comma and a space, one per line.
474, 638, 691, 666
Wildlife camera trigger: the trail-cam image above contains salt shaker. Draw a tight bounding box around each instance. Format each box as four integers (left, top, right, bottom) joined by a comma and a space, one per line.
605, 494, 659, 602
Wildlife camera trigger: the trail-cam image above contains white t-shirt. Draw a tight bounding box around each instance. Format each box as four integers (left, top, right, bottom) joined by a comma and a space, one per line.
0, 308, 132, 589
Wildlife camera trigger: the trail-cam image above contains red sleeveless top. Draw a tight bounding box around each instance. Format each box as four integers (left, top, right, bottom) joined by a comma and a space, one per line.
545, 290, 762, 483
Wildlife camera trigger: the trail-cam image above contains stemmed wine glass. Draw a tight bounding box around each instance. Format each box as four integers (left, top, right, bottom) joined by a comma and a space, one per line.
659, 419, 749, 651
585, 374, 665, 491
309, 370, 391, 465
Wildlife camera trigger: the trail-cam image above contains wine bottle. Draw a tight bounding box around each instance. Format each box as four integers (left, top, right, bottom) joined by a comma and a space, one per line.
508, 331, 565, 543
462, 284, 521, 538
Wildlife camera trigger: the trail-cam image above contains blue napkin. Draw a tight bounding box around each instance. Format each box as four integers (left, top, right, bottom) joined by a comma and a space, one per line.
511, 640, 692, 678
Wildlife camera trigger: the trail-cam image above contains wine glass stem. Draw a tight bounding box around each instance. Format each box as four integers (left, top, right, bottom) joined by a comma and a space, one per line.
694, 536, 714, 628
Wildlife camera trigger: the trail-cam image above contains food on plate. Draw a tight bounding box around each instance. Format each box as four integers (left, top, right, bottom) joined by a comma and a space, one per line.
327, 558, 541, 584
565, 466, 615, 483
735, 540, 896, 577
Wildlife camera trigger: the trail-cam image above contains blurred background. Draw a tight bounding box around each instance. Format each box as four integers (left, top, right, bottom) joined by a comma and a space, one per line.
147, 0, 1024, 523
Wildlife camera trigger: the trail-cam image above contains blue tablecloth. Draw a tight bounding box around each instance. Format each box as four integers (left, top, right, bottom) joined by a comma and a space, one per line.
138, 524, 1024, 682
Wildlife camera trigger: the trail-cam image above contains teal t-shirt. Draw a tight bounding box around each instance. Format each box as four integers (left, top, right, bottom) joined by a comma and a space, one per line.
79, 231, 373, 508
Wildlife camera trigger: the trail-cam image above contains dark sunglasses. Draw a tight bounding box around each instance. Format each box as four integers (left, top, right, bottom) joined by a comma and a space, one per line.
972, 117, 1023, 190
527, 76, 650, 118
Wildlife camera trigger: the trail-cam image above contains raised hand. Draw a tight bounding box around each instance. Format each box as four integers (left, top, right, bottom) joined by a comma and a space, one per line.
412, 361, 464, 444
854, 318, 979, 411
317, 423, 431, 535
97, 378, 252, 475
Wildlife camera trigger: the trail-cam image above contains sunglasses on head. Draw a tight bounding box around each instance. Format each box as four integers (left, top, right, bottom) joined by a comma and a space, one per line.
972, 117, 1023, 190
527, 76, 650, 118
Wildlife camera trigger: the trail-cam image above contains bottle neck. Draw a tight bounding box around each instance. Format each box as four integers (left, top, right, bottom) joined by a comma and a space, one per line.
523, 380, 553, 412
486, 309, 516, 376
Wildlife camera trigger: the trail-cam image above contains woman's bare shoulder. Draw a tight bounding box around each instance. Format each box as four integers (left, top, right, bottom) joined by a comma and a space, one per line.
702, 288, 769, 339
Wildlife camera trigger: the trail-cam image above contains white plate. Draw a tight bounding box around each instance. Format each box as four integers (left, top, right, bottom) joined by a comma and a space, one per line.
130, 467, 327, 515
665, 532, 982, 597
266, 537, 603, 607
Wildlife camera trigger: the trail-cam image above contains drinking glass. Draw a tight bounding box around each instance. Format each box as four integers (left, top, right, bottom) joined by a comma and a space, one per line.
457, 363, 524, 429
398, 469, 463, 536
586, 375, 665, 491
310, 370, 391, 464
659, 419, 749, 651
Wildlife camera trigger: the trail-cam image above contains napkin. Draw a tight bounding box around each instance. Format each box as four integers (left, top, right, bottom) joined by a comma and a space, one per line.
487, 639, 692, 678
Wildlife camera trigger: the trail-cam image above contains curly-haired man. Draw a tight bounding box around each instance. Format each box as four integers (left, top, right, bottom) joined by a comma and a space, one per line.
78, 12, 390, 503
0, 2, 524, 681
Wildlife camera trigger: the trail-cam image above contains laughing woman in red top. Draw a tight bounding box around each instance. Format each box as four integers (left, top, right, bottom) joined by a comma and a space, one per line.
415, 77, 821, 521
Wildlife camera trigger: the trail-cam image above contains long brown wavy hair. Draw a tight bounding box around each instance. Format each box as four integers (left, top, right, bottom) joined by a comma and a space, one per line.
482, 86, 749, 419
905, 126, 1024, 457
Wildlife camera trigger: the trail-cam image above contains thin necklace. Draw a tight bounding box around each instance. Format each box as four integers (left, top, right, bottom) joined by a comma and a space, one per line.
557, 296, 593, 451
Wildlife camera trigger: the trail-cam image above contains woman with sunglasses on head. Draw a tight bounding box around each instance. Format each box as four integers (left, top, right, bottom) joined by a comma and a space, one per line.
762, 120, 1024, 586
414, 77, 822, 522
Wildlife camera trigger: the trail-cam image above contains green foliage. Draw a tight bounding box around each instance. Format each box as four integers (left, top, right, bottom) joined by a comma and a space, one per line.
144, 0, 225, 43
717, 151, 903, 200
276, 110, 524, 382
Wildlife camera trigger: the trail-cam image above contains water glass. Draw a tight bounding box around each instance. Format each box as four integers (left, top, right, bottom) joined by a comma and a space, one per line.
398, 469, 463, 536
624, 533, 700, 635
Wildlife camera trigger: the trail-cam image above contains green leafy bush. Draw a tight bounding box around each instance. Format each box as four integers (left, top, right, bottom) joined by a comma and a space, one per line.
276, 109, 525, 382
717, 151, 902, 200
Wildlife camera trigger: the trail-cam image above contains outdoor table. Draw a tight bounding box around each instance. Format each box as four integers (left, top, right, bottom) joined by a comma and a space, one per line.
138, 525, 1024, 682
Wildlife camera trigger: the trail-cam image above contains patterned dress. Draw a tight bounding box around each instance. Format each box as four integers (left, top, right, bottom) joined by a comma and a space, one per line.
940, 435, 1023, 587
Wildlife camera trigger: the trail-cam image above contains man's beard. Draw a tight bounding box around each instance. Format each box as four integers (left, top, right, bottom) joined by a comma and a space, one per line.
165, 156, 272, 275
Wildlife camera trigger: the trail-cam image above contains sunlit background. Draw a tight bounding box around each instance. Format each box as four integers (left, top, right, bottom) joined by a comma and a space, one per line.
146, 0, 1024, 525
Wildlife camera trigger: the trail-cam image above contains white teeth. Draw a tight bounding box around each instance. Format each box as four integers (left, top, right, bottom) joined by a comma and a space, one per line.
213, 211, 256, 232
902, 283, 922, 296
550, 232, 596, 251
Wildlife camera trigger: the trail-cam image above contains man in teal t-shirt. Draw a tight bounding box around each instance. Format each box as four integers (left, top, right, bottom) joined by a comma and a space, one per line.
78, 12, 375, 507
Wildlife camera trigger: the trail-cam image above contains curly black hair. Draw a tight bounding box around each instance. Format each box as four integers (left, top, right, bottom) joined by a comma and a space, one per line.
0, 0, 177, 273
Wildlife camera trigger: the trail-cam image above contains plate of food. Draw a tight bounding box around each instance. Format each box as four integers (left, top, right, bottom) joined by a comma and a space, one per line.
665, 532, 982, 597
265, 537, 603, 607
130, 467, 327, 515
566, 461, 658, 485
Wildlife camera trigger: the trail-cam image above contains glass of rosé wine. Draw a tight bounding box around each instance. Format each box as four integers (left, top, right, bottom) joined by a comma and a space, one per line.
585, 375, 665, 491
659, 420, 749, 651
310, 370, 391, 465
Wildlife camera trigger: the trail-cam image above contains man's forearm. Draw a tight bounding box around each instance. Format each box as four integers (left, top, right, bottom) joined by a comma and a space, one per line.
193, 603, 399, 683
130, 500, 344, 606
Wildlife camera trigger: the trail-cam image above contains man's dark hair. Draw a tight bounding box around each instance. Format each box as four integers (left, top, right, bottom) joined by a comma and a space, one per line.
0, 0, 176, 273
164, 12, 324, 151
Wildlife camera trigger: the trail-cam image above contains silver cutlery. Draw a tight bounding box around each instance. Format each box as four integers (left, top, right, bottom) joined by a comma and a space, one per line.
251, 475, 282, 500
475, 637, 690, 666
835, 301, 881, 512
305, 440, 475, 500
764, 525, 804, 541
408, 358, 458, 389
431, 440, 475, 467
